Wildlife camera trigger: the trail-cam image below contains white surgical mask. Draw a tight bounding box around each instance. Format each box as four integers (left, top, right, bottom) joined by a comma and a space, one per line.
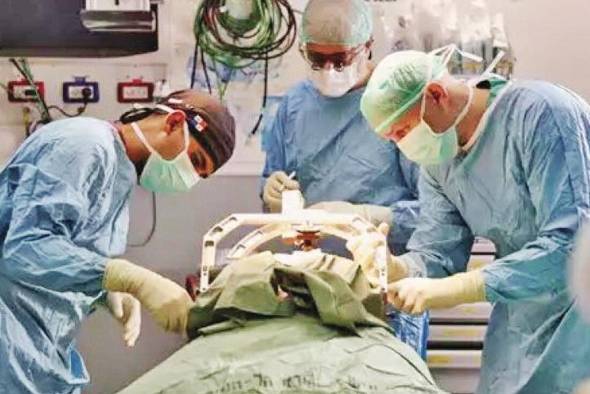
397, 85, 474, 166
131, 120, 200, 194
309, 53, 367, 97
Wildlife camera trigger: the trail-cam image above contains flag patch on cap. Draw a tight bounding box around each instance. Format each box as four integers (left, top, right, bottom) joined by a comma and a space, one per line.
194, 115, 208, 132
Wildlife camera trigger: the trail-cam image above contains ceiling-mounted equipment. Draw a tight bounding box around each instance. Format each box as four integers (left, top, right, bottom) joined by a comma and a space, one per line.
80, 0, 157, 33
0, 0, 159, 58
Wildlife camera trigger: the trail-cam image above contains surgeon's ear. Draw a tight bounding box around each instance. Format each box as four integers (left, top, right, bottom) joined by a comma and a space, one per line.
164, 110, 186, 135
424, 82, 450, 108
425, 82, 447, 101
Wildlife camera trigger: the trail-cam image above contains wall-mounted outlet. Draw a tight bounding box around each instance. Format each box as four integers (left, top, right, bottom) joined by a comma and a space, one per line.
7, 80, 45, 102
117, 79, 154, 103
63, 77, 100, 103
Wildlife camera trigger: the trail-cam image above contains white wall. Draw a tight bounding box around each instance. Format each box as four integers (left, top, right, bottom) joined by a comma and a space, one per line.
1, 0, 590, 393
489, 0, 590, 99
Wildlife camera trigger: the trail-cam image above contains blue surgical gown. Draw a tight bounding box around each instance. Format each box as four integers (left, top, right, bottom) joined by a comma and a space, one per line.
261, 80, 428, 357
0, 118, 137, 394
404, 80, 590, 394
261, 80, 421, 253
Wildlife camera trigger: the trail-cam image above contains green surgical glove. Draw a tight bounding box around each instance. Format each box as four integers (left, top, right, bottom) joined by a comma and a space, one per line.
388, 270, 486, 315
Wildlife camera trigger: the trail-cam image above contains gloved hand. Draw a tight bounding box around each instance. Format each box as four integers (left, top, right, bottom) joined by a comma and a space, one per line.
310, 201, 393, 227
263, 171, 300, 213
346, 223, 408, 287
106, 292, 141, 347
388, 270, 486, 315
103, 259, 194, 334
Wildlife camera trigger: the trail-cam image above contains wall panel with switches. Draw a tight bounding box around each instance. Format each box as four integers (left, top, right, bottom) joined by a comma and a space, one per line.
62, 78, 100, 104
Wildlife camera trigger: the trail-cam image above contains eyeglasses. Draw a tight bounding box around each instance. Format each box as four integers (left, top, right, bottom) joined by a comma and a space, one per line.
300, 41, 371, 71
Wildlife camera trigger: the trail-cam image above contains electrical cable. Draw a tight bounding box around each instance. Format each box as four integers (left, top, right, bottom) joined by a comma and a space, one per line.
246, 54, 268, 140
190, 40, 199, 89
8, 59, 91, 131
9, 58, 51, 124
192, 0, 297, 137
194, 0, 296, 68
47, 87, 91, 118
20, 60, 50, 119
47, 97, 89, 118
200, 43, 213, 94
47, 102, 87, 118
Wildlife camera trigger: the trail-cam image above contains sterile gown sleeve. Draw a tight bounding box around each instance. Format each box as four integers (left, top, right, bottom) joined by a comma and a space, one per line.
481, 101, 590, 303
260, 96, 297, 198
402, 169, 474, 277
388, 154, 421, 253
1, 142, 112, 295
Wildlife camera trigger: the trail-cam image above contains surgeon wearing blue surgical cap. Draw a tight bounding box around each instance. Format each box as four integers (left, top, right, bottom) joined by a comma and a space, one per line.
0, 89, 236, 394
354, 47, 590, 393
260, 0, 428, 357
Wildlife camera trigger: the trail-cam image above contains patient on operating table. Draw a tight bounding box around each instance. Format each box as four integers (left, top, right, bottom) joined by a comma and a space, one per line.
118, 248, 447, 394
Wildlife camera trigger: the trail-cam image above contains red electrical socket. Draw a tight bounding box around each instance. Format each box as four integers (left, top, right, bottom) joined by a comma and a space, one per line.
7, 80, 45, 103
117, 79, 154, 103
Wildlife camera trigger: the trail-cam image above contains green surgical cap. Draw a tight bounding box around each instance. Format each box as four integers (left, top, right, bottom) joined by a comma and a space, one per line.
300, 0, 373, 46
361, 50, 447, 135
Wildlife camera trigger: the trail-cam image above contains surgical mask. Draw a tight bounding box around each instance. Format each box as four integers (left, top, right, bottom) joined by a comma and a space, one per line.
397, 85, 474, 166
309, 54, 366, 97
131, 121, 200, 193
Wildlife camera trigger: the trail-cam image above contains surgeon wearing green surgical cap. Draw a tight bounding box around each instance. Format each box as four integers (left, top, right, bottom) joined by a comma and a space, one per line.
351, 47, 590, 393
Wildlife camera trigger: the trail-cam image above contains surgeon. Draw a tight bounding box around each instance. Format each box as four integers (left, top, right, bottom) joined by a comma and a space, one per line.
355, 47, 590, 393
0, 89, 236, 394
260, 0, 428, 356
